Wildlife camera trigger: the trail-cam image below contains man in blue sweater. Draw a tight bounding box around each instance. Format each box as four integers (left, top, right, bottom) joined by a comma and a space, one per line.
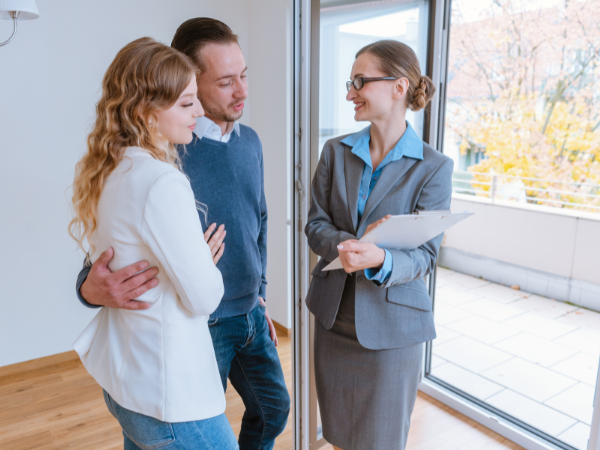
75, 18, 290, 450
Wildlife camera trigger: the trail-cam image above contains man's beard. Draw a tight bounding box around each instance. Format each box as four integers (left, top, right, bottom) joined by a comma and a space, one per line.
199, 96, 245, 122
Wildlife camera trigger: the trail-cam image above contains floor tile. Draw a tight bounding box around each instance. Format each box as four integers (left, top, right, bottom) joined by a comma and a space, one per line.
557, 422, 591, 450
511, 295, 580, 319
439, 272, 491, 290
554, 328, 600, 356
551, 353, 599, 386
435, 285, 484, 306
494, 333, 579, 367
432, 362, 505, 400
446, 316, 521, 345
481, 358, 577, 402
430, 355, 447, 369
486, 389, 577, 436
433, 336, 514, 373
545, 383, 594, 425
469, 283, 530, 304
459, 299, 526, 322
502, 313, 578, 340
436, 267, 456, 279
434, 325, 461, 345
556, 308, 600, 330
435, 278, 450, 287
433, 303, 473, 325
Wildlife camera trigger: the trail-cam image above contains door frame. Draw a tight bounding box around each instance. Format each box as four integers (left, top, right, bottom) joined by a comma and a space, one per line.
294, 0, 331, 446
293, 0, 324, 448
589, 367, 600, 450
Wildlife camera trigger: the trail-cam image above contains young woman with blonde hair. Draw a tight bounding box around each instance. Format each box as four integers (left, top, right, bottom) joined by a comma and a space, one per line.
69, 37, 238, 449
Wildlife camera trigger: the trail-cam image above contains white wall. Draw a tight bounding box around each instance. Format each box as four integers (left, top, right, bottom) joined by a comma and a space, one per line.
247, 0, 294, 329
0, 0, 295, 367
441, 195, 600, 310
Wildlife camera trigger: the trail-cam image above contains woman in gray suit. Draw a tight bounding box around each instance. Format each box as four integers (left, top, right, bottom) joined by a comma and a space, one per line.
305, 40, 453, 450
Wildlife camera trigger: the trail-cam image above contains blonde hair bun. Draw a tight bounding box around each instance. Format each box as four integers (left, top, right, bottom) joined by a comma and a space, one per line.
409, 76, 435, 112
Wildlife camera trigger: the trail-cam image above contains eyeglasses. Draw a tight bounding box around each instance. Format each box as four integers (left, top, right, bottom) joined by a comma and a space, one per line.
346, 77, 398, 92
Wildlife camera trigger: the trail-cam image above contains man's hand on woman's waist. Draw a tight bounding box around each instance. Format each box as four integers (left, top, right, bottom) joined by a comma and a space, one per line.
80, 225, 226, 310
80, 248, 156, 310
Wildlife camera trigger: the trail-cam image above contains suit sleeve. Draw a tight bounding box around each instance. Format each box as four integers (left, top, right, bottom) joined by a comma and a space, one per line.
364, 249, 393, 285
305, 144, 356, 262
381, 157, 454, 288
141, 171, 224, 316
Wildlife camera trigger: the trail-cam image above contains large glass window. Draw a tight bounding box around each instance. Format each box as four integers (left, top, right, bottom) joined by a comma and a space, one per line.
429, 1, 600, 449
316, 0, 431, 444
319, 0, 430, 153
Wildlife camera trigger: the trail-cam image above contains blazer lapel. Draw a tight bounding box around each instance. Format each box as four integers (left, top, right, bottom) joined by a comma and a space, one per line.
344, 148, 363, 234
359, 156, 418, 233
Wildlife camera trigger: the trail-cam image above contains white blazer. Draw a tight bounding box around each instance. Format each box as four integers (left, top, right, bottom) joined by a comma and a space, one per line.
73, 147, 225, 423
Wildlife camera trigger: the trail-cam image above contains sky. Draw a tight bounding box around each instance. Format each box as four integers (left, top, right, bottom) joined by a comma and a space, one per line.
338, 0, 570, 36
339, 7, 420, 37
452, 0, 565, 23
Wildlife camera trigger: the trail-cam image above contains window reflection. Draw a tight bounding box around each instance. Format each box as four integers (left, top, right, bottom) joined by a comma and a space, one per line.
431, 1, 600, 449
319, 0, 430, 153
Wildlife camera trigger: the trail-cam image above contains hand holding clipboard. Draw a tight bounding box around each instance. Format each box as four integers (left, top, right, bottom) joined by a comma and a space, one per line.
323, 210, 473, 271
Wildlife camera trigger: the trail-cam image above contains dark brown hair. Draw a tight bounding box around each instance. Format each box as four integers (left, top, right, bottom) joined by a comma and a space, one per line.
171, 18, 239, 73
356, 40, 435, 112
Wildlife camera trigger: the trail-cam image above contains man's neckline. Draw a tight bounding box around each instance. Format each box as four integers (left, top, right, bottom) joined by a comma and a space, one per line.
194, 116, 240, 141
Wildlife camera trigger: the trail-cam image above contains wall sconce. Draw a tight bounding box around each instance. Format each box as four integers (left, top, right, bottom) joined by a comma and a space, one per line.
0, 0, 39, 47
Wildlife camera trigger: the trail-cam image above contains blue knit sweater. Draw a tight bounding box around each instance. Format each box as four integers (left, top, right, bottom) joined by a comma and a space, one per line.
76, 124, 268, 318
181, 125, 268, 318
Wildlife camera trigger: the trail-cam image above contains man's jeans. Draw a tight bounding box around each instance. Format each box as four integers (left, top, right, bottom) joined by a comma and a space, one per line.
209, 303, 290, 450
103, 390, 238, 450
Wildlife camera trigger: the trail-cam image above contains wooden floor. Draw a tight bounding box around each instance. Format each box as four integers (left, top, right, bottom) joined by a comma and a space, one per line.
0, 337, 523, 450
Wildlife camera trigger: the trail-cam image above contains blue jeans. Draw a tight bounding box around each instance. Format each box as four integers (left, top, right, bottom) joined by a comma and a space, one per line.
103, 390, 238, 450
208, 303, 290, 450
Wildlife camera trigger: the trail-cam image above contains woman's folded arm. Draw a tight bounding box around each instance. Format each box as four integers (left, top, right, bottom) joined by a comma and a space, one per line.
141, 170, 224, 316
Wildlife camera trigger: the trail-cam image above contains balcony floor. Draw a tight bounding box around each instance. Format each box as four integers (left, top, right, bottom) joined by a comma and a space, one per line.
431, 267, 600, 450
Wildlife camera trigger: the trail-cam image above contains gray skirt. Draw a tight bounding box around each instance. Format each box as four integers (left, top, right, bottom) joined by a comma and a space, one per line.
314, 274, 423, 450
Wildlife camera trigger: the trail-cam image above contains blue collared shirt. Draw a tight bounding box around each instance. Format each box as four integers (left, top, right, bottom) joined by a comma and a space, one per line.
340, 122, 424, 285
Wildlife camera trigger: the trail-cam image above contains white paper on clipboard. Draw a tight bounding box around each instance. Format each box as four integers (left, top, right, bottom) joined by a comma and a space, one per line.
322, 210, 473, 271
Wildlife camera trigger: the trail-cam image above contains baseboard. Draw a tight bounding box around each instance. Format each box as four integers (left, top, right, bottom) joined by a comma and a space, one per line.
272, 319, 291, 338
0, 321, 292, 376
1, 321, 292, 375
0, 350, 79, 377
439, 247, 600, 312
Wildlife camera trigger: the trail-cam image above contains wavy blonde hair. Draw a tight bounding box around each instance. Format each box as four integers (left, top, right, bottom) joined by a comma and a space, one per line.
69, 37, 197, 255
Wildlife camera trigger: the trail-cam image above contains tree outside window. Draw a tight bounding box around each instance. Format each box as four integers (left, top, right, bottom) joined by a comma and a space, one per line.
444, 0, 600, 212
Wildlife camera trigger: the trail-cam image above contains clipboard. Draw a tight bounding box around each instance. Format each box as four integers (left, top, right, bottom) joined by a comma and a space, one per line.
323, 210, 473, 271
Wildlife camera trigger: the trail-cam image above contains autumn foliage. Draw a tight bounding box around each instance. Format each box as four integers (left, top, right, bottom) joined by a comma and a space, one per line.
446, 0, 600, 211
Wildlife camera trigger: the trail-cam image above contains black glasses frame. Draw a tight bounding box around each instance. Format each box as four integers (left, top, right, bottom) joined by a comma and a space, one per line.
346, 77, 398, 92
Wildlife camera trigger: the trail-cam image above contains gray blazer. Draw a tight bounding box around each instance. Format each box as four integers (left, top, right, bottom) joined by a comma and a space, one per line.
304, 134, 454, 350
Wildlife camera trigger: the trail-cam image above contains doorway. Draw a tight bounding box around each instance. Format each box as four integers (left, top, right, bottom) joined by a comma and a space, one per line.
293, 1, 600, 449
